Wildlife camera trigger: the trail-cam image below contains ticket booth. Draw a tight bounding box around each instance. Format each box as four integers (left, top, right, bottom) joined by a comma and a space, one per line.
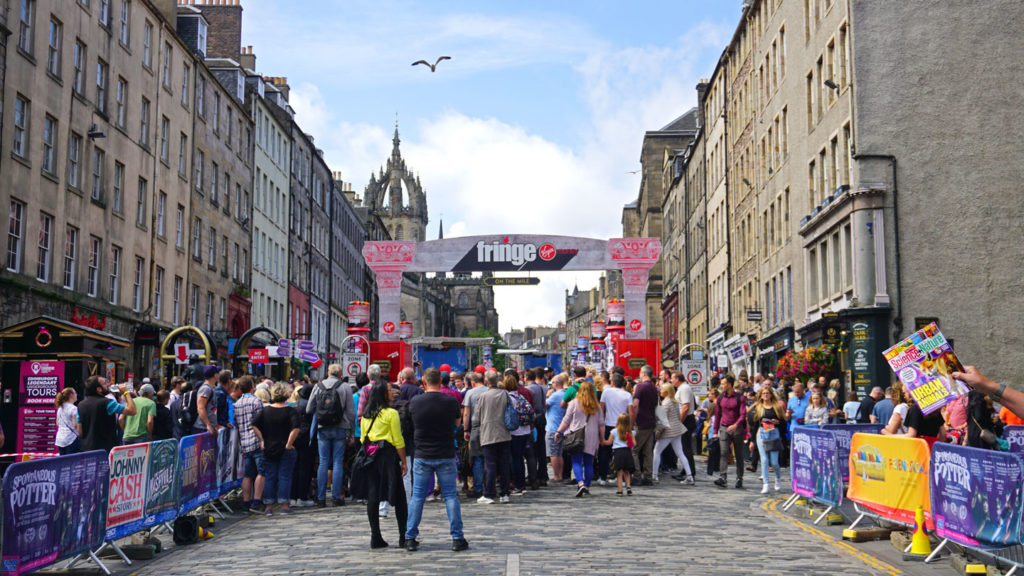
370, 340, 412, 384
613, 338, 661, 380
0, 315, 129, 454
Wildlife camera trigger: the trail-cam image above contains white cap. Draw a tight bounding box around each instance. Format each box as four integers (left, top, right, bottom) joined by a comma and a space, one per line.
142, 377, 152, 384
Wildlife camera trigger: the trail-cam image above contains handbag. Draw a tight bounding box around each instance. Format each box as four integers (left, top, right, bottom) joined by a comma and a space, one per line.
654, 405, 669, 440
562, 427, 586, 454
350, 411, 383, 476
761, 437, 781, 452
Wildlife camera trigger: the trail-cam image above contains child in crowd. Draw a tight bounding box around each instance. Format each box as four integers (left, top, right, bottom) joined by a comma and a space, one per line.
601, 413, 635, 496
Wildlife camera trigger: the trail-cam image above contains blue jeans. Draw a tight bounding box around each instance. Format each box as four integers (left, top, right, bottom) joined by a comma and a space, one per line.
405, 458, 464, 541
756, 429, 782, 485
471, 455, 484, 494
571, 452, 594, 487
264, 449, 297, 505
317, 427, 349, 501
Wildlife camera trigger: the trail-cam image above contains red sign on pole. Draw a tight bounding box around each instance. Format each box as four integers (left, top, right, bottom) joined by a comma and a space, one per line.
249, 349, 269, 364
629, 319, 643, 331
382, 321, 396, 334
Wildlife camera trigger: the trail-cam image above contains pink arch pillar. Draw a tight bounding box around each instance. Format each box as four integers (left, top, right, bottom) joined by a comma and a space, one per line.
362, 241, 417, 341
608, 238, 662, 339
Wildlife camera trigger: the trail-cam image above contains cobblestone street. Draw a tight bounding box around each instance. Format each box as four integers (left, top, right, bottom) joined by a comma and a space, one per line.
115, 466, 957, 576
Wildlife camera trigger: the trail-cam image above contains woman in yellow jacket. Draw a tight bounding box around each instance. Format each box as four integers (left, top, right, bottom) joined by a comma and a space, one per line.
352, 380, 409, 549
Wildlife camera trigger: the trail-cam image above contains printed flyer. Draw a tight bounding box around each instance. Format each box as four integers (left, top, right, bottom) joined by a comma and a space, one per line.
883, 322, 966, 415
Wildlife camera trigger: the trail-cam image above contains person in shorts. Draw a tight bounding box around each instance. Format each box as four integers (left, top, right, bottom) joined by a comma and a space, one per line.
234, 376, 266, 512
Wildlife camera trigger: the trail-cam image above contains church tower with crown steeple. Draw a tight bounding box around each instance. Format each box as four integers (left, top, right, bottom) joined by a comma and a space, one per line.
363, 124, 428, 242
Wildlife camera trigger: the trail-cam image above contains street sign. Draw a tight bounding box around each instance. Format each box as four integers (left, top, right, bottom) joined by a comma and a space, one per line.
328, 352, 336, 360
249, 349, 269, 364
746, 309, 763, 322
680, 359, 708, 396
297, 350, 320, 364
483, 277, 540, 286
267, 345, 288, 358
174, 343, 205, 365
297, 340, 314, 351
343, 353, 368, 378
277, 338, 292, 349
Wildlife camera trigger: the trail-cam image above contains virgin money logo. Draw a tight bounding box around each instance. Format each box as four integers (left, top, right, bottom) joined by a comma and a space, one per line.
629, 319, 642, 331
538, 244, 556, 261
382, 322, 396, 333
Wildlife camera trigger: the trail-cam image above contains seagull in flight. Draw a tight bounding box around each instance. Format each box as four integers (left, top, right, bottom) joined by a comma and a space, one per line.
412, 56, 451, 72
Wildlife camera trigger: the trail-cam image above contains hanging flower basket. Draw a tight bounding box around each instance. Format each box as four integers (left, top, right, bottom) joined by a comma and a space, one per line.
775, 345, 836, 384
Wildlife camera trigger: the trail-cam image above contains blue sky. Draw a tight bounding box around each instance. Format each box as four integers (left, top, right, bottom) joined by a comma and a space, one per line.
240, 0, 742, 333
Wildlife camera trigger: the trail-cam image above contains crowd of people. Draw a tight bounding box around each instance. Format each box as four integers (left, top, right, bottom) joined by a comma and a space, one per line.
45, 358, 1023, 551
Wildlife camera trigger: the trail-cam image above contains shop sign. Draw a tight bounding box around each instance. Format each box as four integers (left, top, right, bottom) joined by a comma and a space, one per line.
71, 307, 107, 331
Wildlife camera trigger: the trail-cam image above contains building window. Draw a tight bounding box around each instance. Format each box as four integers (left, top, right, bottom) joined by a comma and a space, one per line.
192, 217, 201, 260
156, 191, 166, 236
219, 297, 226, 325
210, 162, 218, 204
142, 20, 152, 67
205, 290, 213, 331
46, 17, 61, 76
115, 77, 127, 127
63, 226, 77, 289
178, 133, 187, 175
172, 276, 182, 323
140, 97, 150, 146
112, 161, 124, 213
18, 0, 34, 54
7, 200, 25, 272
99, 0, 110, 27
189, 284, 198, 324
226, 107, 233, 147
232, 242, 239, 280
87, 236, 100, 296
41, 115, 56, 174
91, 148, 105, 201
73, 40, 86, 95
241, 249, 247, 283
843, 223, 853, 290
194, 149, 204, 191
159, 116, 169, 162
68, 132, 82, 188
212, 92, 219, 132
135, 177, 147, 226
108, 245, 121, 304
819, 238, 829, 300
96, 59, 109, 115
175, 204, 184, 248
223, 173, 230, 209
131, 255, 143, 311
808, 247, 818, 307
12, 95, 28, 158
180, 63, 189, 107
831, 231, 841, 295
196, 75, 205, 118
221, 234, 227, 272
154, 266, 163, 319
207, 226, 215, 266
35, 212, 52, 282
162, 41, 171, 88
118, 0, 129, 45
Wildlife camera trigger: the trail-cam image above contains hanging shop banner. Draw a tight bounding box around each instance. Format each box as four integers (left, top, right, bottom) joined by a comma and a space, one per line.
1, 451, 109, 576
789, 427, 843, 507
848, 433, 932, 527
104, 439, 179, 541
178, 432, 219, 514
930, 442, 1024, 549
217, 428, 242, 495
821, 424, 885, 482
17, 361, 63, 453
1002, 426, 1024, 454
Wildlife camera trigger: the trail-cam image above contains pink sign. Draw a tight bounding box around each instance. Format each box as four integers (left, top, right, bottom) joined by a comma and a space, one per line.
347, 301, 371, 326
18, 361, 63, 453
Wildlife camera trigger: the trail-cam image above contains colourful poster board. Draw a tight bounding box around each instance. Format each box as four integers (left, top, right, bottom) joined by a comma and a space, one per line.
848, 433, 932, 528
822, 423, 885, 482
17, 361, 63, 453
104, 439, 179, 541
790, 427, 843, 507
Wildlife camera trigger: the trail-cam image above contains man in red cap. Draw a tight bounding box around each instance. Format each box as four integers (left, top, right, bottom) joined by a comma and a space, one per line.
439, 363, 452, 373
474, 365, 486, 374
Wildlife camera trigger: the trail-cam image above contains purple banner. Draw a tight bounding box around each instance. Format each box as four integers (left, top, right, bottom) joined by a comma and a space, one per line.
790, 427, 843, 507
17, 361, 63, 454
822, 424, 885, 482
178, 433, 218, 514
931, 442, 1024, 549
1, 451, 109, 576
1003, 426, 1024, 454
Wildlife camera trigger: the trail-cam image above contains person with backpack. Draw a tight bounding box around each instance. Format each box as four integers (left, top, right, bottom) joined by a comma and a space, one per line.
474, 370, 512, 504
505, 373, 535, 495
183, 366, 220, 436
307, 364, 356, 507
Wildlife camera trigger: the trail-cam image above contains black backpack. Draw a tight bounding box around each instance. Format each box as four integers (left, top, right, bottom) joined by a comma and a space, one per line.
314, 382, 345, 427
177, 388, 199, 430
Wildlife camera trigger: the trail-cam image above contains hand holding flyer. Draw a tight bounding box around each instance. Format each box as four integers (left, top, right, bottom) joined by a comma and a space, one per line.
883, 322, 967, 415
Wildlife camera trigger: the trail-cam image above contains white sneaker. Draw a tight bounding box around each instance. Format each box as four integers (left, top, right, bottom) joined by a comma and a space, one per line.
774, 481, 781, 492
499, 495, 510, 504
760, 483, 770, 494
598, 479, 607, 486
681, 476, 695, 486
476, 496, 495, 505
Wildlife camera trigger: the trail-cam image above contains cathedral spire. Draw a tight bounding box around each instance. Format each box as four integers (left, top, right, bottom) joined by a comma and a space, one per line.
392, 118, 401, 160
438, 216, 444, 240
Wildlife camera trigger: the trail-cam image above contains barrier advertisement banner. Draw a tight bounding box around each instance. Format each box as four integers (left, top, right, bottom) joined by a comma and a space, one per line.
1, 451, 109, 576
179, 433, 218, 514
822, 424, 885, 482
1003, 425, 1024, 454
848, 433, 932, 527
931, 443, 1024, 549
217, 428, 242, 494
104, 439, 179, 541
790, 427, 843, 507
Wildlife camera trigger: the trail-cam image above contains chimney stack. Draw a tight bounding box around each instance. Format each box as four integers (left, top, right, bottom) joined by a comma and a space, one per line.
152, 0, 178, 24
696, 78, 710, 129
239, 45, 256, 71
266, 76, 290, 100
190, 0, 243, 60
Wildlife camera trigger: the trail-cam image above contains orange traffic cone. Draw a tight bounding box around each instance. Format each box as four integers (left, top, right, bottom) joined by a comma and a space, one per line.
903, 505, 931, 561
